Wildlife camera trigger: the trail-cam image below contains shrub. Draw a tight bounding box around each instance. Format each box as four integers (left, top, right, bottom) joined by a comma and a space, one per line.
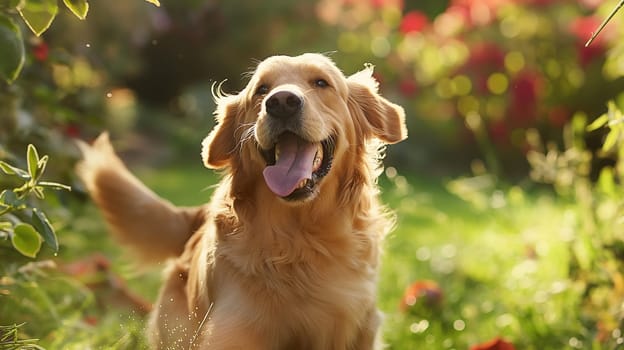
318, 0, 624, 175
0, 1, 157, 347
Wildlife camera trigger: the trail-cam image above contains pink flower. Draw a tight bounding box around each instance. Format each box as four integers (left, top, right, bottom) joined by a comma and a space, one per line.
470, 337, 516, 350
400, 11, 429, 34
578, 0, 601, 10
371, 0, 403, 10
515, 0, 558, 6
446, 0, 507, 27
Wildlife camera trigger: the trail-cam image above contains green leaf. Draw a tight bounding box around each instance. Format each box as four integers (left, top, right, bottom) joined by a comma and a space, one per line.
573, 234, 595, 271
62, 0, 88, 20
18, 0, 59, 36
0, 160, 17, 175
0, 161, 14, 174
597, 167, 616, 196
36, 155, 48, 181
0, 14, 25, 83
27, 144, 40, 181
0, 202, 11, 216
11, 223, 41, 258
38, 181, 71, 191
0, 221, 12, 231
33, 186, 44, 199
603, 130, 619, 152
0, 189, 23, 207
0, 160, 30, 180
144, 0, 160, 6
587, 114, 609, 132
32, 208, 58, 252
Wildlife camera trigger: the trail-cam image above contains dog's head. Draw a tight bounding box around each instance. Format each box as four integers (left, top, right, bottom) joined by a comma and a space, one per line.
202, 53, 407, 203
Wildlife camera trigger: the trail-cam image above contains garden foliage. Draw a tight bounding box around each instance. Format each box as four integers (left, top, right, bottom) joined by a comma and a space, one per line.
1, 1, 156, 348
319, 0, 624, 348
320, 0, 624, 175
0, 144, 69, 258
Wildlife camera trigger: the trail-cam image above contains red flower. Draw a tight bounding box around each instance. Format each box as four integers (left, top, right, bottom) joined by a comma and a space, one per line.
399, 11, 429, 34
400, 280, 443, 312
461, 43, 506, 94
466, 43, 505, 70
470, 337, 516, 350
548, 106, 570, 127
64, 124, 81, 138
399, 78, 418, 97
570, 16, 603, 44
83, 315, 99, 326
33, 42, 49, 62
488, 120, 509, 145
570, 16, 611, 66
508, 70, 543, 125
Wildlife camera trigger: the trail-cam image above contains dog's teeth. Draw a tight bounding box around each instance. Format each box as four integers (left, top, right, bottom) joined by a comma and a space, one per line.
296, 179, 307, 189
312, 145, 323, 171
275, 145, 280, 162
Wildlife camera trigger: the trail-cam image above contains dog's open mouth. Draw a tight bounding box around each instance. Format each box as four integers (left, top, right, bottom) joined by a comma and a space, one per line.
261, 132, 334, 200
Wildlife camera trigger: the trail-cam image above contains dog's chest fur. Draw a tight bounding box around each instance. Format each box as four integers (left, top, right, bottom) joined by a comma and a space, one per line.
189, 203, 379, 347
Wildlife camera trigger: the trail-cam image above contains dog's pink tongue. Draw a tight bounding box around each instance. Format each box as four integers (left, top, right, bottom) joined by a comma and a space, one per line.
263, 133, 316, 197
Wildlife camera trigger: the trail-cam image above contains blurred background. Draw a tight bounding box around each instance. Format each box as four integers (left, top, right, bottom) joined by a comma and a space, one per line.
2, 0, 624, 349
3, 0, 623, 177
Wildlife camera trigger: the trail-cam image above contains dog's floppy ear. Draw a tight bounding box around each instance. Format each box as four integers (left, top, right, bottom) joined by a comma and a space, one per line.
347, 66, 407, 144
201, 94, 240, 169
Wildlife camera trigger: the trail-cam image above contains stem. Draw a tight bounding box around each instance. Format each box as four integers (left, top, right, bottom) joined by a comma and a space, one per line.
585, 0, 624, 47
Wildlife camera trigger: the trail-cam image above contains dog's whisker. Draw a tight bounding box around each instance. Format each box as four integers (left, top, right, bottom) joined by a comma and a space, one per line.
239, 126, 256, 146
301, 87, 315, 96
253, 99, 263, 111
234, 121, 255, 136
234, 123, 257, 157
189, 302, 213, 347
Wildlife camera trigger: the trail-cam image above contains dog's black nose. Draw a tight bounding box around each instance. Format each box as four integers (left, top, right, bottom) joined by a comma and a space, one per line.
265, 91, 303, 119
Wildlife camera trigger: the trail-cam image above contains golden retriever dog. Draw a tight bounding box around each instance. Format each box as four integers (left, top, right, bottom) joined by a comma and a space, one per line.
77, 53, 407, 349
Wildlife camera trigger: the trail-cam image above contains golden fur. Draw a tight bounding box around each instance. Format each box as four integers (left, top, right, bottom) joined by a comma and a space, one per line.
77, 53, 407, 349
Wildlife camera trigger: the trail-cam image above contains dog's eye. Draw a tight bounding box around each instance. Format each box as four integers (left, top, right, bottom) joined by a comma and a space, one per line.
314, 79, 330, 88
256, 84, 269, 96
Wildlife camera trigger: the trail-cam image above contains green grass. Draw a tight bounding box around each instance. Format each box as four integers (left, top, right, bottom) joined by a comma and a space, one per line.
137, 165, 591, 349
2, 163, 605, 349
378, 175, 586, 349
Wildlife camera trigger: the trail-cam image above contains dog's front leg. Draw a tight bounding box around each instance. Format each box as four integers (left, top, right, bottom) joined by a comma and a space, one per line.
348, 308, 383, 350
194, 309, 271, 350
148, 264, 198, 350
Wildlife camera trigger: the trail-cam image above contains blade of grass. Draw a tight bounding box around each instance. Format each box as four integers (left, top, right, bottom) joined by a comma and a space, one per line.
586, 0, 624, 47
